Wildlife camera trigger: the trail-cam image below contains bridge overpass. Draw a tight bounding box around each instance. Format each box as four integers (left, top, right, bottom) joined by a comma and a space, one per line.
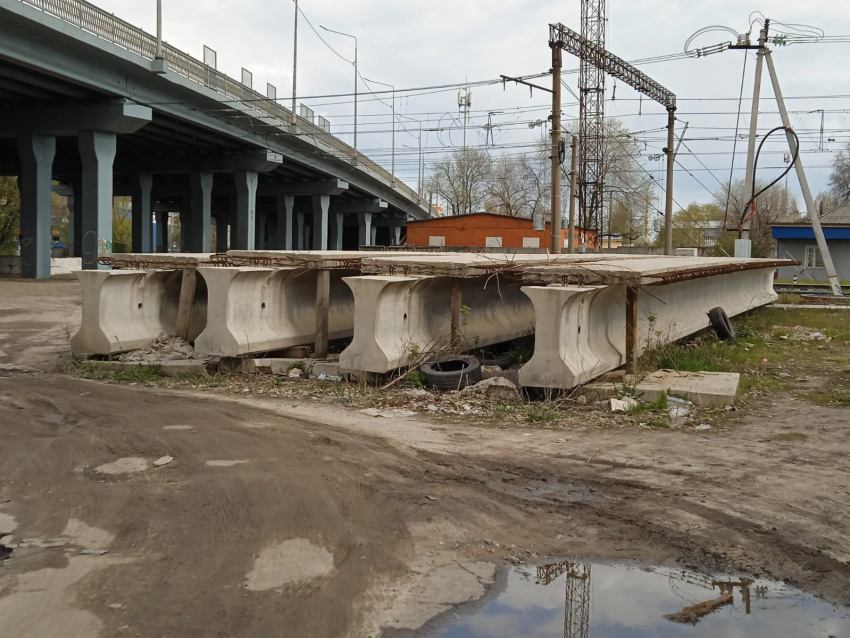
0, 0, 431, 278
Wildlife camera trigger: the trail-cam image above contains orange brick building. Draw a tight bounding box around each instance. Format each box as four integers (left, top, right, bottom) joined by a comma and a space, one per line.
406, 213, 596, 250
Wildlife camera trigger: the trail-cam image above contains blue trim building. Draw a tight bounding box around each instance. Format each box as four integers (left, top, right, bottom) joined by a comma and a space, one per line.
772, 224, 850, 282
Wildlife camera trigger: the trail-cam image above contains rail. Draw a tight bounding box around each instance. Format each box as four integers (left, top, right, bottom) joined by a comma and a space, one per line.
17, 0, 425, 209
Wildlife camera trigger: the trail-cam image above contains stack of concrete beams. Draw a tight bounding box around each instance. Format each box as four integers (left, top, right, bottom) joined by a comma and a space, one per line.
70, 251, 791, 389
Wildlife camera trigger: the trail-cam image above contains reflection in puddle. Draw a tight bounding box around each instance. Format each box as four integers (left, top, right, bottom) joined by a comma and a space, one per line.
436, 560, 849, 637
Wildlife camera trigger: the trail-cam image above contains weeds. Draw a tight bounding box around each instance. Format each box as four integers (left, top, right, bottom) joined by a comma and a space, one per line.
57, 354, 166, 385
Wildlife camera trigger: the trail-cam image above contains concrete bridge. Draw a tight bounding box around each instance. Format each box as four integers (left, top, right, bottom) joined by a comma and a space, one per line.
0, 0, 430, 278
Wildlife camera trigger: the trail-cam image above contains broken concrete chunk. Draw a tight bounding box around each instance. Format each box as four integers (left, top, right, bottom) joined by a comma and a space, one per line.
153, 455, 174, 467
636, 370, 740, 407
610, 397, 638, 412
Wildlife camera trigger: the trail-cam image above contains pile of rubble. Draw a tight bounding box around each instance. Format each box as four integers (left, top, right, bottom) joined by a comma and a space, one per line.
119, 334, 206, 362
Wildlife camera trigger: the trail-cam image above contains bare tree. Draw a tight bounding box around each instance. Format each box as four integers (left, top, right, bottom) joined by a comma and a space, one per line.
713, 179, 799, 257
0, 177, 20, 255
428, 149, 492, 216
829, 143, 850, 203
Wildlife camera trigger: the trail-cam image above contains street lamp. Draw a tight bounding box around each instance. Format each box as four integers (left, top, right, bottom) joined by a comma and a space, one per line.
320, 25, 358, 164
291, 0, 298, 126
363, 77, 395, 185
155, 0, 163, 59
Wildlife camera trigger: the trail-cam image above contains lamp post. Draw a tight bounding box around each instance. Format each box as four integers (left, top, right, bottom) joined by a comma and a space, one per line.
320, 25, 358, 163
155, 0, 163, 59
291, 0, 298, 126
364, 77, 395, 185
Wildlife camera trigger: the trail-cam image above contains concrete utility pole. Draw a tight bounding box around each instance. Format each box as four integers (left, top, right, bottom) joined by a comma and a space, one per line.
551, 43, 563, 253
607, 191, 613, 249
740, 20, 769, 247
663, 107, 676, 255
568, 135, 578, 254
291, 0, 298, 126
765, 49, 844, 296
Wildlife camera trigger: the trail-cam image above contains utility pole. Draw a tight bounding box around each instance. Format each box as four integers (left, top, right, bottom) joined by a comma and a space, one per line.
607, 191, 613, 249
365, 78, 395, 185
765, 48, 844, 296
663, 107, 676, 254
291, 0, 298, 126
568, 136, 578, 254
458, 88, 472, 150
740, 20, 769, 247
551, 42, 563, 254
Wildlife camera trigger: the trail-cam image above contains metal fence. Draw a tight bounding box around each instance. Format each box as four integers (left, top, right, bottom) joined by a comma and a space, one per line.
18, 0, 423, 207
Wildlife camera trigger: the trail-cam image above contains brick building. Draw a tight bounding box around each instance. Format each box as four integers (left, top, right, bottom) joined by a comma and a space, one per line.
406, 213, 596, 250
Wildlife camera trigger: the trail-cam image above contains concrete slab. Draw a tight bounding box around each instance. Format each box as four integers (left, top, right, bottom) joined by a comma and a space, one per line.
635, 369, 740, 406
224, 250, 445, 270
108, 253, 214, 270
521, 256, 793, 286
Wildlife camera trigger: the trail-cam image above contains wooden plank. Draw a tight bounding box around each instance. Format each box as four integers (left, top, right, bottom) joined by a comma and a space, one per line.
450, 278, 462, 346
314, 268, 330, 358
625, 286, 638, 376
175, 268, 197, 340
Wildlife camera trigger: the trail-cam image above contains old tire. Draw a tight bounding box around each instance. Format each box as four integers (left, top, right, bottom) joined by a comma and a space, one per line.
419, 356, 482, 391
708, 307, 735, 341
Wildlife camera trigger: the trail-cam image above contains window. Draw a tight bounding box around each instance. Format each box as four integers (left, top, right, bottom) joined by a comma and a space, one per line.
485, 236, 503, 248
805, 245, 825, 268
522, 237, 540, 248
428, 236, 445, 247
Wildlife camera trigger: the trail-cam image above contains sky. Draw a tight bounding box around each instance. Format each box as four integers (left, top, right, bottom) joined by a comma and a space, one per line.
89, 0, 850, 216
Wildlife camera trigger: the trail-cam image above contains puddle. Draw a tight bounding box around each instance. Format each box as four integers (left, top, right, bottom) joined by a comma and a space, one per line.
434, 561, 850, 637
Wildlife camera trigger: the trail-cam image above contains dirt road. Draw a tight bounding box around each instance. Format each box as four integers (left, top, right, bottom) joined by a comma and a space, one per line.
1, 278, 849, 637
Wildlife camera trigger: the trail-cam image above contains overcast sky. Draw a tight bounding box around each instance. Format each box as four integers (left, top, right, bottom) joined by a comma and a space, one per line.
93, 0, 850, 215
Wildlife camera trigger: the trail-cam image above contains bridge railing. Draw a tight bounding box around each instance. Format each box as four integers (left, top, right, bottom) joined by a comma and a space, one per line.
19, 0, 424, 209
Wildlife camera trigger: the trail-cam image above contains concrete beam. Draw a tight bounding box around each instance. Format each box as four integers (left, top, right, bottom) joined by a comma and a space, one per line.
70, 269, 207, 354
518, 268, 778, 390
17, 133, 55, 279
115, 150, 282, 174
338, 275, 535, 374
331, 199, 388, 214
0, 100, 151, 137
193, 266, 356, 357
258, 179, 348, 197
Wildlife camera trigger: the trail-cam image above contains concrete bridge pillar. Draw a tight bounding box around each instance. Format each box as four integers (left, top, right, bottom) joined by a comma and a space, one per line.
275, 195, 294, 250
329, 212, 344, 251
188, 172, 213, 253
371, 225, 378, 246
392, 225, 402, 246
358, 213, 372, 248
131, 173, 153, 253
155, 210, 168, 252
78, 130, 116, 270
71, 179, 83, 259
214, 210, 229, 252
296, 212, 305, 250
17, 133, 55, 278
256, 208, 267, 250
234, 170, 257, 250
312, 194, 329, 250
